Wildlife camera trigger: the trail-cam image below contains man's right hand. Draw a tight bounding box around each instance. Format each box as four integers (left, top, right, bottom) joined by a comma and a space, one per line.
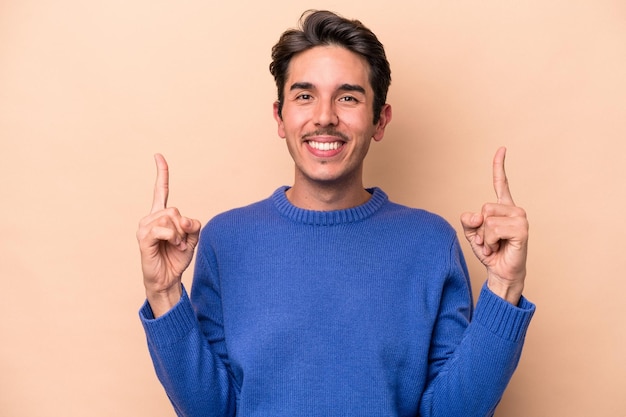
136, 154, 202, 317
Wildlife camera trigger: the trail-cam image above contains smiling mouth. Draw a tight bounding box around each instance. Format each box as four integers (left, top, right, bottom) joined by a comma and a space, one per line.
307, 140, 343, 151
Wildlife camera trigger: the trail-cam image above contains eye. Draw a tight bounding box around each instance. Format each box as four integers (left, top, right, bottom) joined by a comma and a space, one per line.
296, 93, 312, 101
339, 96, 359, 103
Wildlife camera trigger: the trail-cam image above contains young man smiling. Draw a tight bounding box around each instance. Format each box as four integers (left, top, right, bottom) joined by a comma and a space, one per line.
275, 44, 391, 210
138, 10, 534, 417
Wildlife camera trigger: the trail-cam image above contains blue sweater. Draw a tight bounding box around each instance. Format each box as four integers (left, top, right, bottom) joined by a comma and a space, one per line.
140, 187, 535, 417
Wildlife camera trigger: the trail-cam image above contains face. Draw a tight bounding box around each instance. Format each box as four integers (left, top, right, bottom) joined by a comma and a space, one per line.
273, 45, 392, 189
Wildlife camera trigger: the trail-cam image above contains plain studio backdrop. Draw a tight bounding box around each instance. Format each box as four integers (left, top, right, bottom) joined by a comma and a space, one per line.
1, 1, 625, 416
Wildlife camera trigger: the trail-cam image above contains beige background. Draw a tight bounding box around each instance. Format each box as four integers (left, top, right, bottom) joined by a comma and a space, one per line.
1, 0, 625, 416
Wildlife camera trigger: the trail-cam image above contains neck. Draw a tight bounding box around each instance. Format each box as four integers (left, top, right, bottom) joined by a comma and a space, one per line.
286, 177, 371, 211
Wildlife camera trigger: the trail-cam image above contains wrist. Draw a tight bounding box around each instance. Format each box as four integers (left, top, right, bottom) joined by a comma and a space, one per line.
486, 277, 524, 305
146, 284, 182, 318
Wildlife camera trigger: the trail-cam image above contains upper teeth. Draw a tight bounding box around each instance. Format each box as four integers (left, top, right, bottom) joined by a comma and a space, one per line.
309, 141, 341, 151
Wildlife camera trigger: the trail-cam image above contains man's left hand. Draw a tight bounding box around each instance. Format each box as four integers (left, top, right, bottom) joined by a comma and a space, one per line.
460, 147, 529, 305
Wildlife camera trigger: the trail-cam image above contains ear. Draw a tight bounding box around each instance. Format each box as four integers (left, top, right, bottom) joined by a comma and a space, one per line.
372, 104, 392, 142
273, 101, 286, 139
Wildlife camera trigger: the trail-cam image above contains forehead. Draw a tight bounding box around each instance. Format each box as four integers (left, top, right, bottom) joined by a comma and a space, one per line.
286, 45, 371, 91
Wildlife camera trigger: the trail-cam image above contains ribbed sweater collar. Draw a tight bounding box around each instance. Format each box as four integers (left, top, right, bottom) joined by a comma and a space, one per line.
271, 186, 388, 226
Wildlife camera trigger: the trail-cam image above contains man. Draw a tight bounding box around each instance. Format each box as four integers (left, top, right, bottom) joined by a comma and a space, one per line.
137, 10, 535, 417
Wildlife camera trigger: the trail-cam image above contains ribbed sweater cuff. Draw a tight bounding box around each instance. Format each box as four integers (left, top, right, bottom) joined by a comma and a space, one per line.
473, 282, 536, 343
139, 285, 198, 348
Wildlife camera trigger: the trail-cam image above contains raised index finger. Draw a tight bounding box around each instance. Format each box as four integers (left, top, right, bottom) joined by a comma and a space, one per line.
493, 146, 515, 205
151, 153, 169, 213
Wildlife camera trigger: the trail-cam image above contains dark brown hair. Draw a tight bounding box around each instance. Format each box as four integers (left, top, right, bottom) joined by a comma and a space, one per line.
270, 10, 391, 124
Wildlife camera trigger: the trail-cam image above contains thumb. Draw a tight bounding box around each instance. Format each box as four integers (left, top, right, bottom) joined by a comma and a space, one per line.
460, 212, 484, 246
460, 211, 482, 232
181, 217, 202, 248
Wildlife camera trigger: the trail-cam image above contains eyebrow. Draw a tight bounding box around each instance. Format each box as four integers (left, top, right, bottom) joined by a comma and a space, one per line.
338, 84, 366, 94
289, 82, 314, 91
289, 82, 366, 94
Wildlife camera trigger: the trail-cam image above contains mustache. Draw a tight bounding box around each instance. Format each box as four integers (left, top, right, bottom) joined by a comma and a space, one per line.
302, 128, 349, 142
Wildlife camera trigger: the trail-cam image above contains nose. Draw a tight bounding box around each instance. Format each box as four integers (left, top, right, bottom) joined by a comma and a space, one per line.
313, 99, 339, 127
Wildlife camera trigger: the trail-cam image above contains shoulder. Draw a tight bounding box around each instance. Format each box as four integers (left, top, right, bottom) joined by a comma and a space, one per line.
210, 197, 273, 224
199, 189, 280, 240
378, 197, 457, 239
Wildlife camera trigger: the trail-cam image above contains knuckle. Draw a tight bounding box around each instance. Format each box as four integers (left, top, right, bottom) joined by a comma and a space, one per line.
165, 207, 181, 217
156, 216, 170, 227
483, 216, 498, 229
481, 203, 496, 215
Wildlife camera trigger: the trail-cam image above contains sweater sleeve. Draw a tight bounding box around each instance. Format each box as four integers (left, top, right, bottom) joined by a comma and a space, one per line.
420, 243, 536, 417
139, 285, 237, 417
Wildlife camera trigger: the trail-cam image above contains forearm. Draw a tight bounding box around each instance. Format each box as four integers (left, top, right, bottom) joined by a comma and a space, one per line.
140, 288, 237, 416
421, 284, 535, 416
